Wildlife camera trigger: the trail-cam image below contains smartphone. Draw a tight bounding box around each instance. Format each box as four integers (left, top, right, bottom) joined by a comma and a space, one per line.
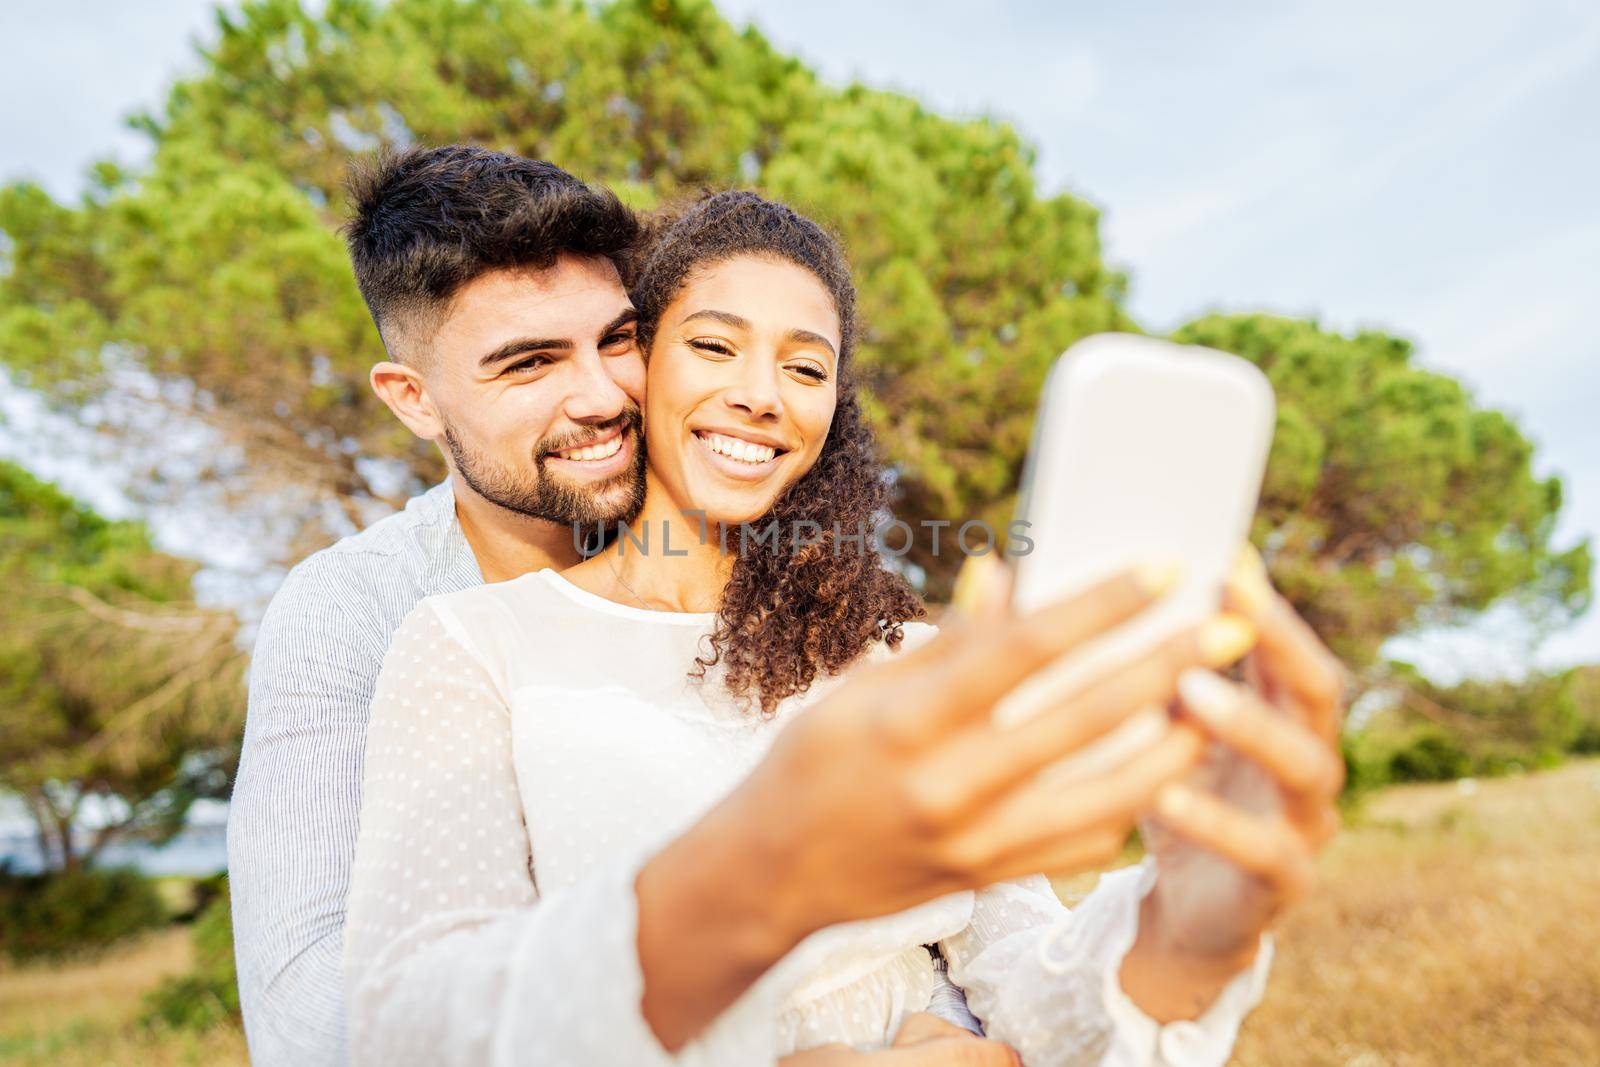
994, 333, 1275, 782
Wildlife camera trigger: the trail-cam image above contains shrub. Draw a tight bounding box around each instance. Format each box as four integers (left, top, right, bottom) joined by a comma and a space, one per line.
143, 881, 239, 1032
1385, 728, 1473, 782
0, 865, 166, 961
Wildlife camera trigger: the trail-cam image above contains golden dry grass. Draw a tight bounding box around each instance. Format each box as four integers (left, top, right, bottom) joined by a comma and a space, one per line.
0, 929, 247, 1066
1230, 760, 1600, 1066
2, 762, 1596, 1065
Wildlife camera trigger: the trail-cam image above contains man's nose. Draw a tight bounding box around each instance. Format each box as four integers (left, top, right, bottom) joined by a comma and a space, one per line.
563, 348, 631, 423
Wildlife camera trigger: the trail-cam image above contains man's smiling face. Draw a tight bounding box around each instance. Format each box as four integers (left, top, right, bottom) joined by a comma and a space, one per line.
405, 253, 648, 525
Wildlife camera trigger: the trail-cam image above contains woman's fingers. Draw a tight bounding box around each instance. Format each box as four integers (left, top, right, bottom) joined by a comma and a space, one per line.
1223, 546, 1347, 738
1173, 668, 1345, 805
918, 615, 1255, 806
1005, 827, 1131, 885
882, 563, 1182, 743
960, 722, 1207, 871
1152, 783, 1318, 902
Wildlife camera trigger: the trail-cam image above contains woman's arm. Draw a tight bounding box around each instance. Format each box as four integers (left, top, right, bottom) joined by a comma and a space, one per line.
343, 601, 779, 1066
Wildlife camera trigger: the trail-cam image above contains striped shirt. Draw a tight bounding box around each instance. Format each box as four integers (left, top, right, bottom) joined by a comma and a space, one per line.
228, 481, 481, 1066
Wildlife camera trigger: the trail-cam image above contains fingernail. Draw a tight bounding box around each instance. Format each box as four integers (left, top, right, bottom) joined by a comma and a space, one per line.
952, 554, 1003, 617
1177, 667, 1239, 728
1225, 543, 1273, 618
1199, 612, 1257, 666
1155, 782, 1198, 820
1134, 559, 1185, 598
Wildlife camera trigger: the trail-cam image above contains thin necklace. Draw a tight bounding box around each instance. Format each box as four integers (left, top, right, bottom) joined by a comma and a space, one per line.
603, 548, 653, 610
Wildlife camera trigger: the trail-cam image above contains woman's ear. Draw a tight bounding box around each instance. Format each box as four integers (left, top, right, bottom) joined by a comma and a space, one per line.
370, 361, 445, 442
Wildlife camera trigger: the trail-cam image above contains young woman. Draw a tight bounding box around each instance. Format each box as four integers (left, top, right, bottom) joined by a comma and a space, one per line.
342, 192, 1306, 1065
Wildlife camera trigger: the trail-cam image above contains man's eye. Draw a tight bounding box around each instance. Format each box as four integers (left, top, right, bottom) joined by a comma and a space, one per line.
601, 331, 636, 349
505, 356, 551, 375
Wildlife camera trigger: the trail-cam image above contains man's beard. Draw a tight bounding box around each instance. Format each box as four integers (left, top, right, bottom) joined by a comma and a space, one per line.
442, 408, 646, 527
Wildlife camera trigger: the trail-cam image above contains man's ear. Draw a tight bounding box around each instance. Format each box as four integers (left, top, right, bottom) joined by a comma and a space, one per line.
370, 361, 444, 441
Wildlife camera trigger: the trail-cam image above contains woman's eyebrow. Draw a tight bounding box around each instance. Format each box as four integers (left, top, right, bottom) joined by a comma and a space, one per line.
785, 328, 837, 358
681, 309, 836, 357
679, 309, 750, 331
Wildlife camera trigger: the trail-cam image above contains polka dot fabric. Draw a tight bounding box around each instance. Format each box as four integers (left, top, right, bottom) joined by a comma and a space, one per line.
343, 569, 1271, 1065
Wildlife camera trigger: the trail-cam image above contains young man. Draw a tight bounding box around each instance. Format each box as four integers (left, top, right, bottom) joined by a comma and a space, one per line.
227, 146, 652, 1064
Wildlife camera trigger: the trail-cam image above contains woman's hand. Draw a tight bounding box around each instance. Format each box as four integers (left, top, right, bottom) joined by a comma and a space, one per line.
739, 558, 1255, 935
1121, 545, 1348, 1020
779, 1013, 1020, 1066
637, 558, 1255, 1048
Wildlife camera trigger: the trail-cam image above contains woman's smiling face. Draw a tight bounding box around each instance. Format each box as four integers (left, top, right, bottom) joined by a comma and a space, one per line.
644, 254, 841, 526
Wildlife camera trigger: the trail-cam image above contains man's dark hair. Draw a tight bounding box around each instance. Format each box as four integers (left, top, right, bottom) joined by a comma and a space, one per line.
342, 144, 639, 359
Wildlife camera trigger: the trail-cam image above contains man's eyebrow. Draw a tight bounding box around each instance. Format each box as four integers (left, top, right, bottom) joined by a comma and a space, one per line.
598, 307, 639, 339
478, 336, 573, 369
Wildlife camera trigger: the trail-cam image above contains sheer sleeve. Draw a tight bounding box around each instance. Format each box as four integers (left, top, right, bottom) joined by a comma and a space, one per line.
940, 863, 1273, 1067
342, 600, 776, 1066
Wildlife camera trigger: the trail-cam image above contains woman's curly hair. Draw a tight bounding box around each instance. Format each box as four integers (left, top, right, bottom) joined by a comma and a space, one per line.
631, 191, 925, 715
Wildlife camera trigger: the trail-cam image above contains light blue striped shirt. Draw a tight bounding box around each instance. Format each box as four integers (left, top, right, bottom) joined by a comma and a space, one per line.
228, 482, 480, 1065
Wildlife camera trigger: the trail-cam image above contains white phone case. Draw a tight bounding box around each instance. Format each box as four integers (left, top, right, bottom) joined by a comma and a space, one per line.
995, 334, 1276, 782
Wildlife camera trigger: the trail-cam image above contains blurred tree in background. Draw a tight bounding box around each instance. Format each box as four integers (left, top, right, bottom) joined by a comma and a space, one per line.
0, 461, 243, 873
0, 0, 1128, 580
1171, 314, 1591, 668
0, 0, 1588, 672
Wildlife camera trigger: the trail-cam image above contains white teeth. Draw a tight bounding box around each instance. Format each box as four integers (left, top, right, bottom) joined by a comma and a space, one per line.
558, 435, 622, 461
700, 433, 776, 464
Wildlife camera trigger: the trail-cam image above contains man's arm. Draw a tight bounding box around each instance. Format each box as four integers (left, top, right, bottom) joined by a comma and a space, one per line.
228, 556, 386, 1067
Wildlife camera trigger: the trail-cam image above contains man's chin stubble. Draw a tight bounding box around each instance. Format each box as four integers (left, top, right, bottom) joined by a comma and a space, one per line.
443, 425, 646, 527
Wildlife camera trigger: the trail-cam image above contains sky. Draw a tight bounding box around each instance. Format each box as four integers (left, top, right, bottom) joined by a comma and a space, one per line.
1, 0, 1596, 674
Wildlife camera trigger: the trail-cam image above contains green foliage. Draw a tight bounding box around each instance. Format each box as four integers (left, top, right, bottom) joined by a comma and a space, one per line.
0, 461, 244, 871
0, 0, 1586, 646
143, 883, 240, 1032
0, 0, 1128, 583
0, 866, 166, 961
1171, 314, 1591, 666
1348, 662, 1600, 787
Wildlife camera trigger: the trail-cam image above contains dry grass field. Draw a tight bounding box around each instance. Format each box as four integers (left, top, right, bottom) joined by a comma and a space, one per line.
0, 929, 247, 1066
1230, 759, 1600, 1066
3, 761, 1597, 1065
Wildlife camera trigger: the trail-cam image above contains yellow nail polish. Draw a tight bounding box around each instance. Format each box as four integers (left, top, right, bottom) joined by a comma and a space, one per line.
1155, 783, 1196, 820
1198, 612, 1256, 666
1134, 559, 1185, 597
1177, 667, 1239, 727
1225, 544, 1273, 618
952, 554, 1002, 616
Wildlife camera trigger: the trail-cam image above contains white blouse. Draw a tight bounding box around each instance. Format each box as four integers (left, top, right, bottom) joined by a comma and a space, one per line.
344, 569, 1270, 1066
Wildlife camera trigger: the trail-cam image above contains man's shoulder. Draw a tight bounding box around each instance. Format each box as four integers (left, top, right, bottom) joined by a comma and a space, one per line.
315, 481, 460, 565
260, 484, 467, 644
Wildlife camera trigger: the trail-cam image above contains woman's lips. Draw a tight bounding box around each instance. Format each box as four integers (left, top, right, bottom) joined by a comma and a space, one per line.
691, 430, 784, 482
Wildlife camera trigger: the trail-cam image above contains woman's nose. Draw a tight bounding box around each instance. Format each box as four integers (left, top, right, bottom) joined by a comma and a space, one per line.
722, 358, 783, 421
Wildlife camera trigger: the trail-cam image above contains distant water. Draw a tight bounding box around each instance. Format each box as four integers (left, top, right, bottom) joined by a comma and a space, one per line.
0, 822, 228, 877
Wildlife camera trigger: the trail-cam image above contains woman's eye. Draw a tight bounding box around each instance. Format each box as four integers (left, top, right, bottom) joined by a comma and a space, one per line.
688, 339, 734, 357
789, 362, 829, 382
